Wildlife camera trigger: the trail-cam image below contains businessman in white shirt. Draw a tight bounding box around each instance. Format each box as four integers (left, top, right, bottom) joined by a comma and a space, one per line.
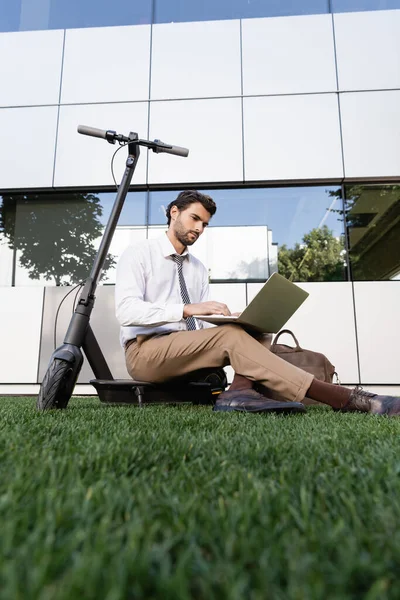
115, 190, 400, 416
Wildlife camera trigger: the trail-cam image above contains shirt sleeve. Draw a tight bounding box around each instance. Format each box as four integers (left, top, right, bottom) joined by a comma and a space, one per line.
115, 246, 184, 327
200, 264, 209, 302
198, 264, 215, 329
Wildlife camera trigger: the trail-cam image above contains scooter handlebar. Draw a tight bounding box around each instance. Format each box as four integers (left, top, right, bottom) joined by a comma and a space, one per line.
77, 125, 189, 157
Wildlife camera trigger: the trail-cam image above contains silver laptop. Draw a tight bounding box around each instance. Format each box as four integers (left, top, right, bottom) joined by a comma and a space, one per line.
194, 272, 309, 333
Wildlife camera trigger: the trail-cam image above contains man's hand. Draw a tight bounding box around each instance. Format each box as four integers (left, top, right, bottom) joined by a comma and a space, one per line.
183, 301, 231, 318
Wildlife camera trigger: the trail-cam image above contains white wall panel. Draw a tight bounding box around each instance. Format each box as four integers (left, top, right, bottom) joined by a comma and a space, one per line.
340, 91, 400, 178
0, 288, 43, 383
334, 10, 400, 91
151, 20, 241, 100
61, 25, 151, 104
242, 14, 337, 96
0, 30, 63, 107
243, 94, 343, 181
353, 282, 400, 384
148, 98, 243, 184
247, 281, 359, 384
0, 106, 58, 189
209, 283, 247, 314
54, 102, 148, 187
0, 238, 14, 286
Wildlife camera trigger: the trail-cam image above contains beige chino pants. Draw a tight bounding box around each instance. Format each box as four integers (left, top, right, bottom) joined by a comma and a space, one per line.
125, 324, 313, 403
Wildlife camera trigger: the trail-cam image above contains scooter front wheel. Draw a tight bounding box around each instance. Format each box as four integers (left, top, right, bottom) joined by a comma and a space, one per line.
37, 358, 75, 410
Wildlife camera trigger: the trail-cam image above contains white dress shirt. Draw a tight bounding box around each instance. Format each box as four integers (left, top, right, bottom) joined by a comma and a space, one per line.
115, 233, 211, 347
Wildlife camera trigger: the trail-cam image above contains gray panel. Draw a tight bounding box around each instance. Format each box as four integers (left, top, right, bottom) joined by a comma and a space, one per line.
334, 10, 400, 91
150, 20, 241, 100
148, 98, 243, 184
0, 105, 58, 189
0, 29, 63, 107
242, 14, 337, 96
340, 90, 400, 178
61, 25, 151, 104
243, 94, 343, 181
38, 286, 129, 384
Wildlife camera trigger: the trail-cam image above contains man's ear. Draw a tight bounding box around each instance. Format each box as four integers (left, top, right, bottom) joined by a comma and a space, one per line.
170, 205, 179, 221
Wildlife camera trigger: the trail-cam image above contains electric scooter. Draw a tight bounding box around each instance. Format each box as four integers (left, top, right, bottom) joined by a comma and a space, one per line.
37, 125, 227, 410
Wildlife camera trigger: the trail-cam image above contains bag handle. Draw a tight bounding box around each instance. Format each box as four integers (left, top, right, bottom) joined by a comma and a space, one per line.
272, 329, 302, 350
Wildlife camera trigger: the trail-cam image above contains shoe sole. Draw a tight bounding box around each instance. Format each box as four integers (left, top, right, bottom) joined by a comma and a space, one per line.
213, 402, 306, 414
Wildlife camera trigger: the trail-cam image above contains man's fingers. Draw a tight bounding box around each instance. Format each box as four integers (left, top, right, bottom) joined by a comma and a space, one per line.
213, 302, 231, 316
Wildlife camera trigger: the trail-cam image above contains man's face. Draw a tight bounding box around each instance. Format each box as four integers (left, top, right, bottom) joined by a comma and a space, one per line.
170, 202, 211, 247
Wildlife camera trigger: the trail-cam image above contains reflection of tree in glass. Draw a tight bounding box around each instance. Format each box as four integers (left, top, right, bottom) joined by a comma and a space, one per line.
228, 257, 268, 280
329, 185, 400, 280
0, 193, 115, 285
278, 226, 345, 282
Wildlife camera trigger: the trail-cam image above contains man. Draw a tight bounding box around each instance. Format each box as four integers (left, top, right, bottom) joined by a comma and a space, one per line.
115, 190, 400, 416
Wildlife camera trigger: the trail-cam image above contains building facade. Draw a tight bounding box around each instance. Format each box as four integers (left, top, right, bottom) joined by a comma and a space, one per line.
0, 0, 399, 394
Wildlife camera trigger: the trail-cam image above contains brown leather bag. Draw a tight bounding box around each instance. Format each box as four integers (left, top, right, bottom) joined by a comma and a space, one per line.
269, 329, 338, 406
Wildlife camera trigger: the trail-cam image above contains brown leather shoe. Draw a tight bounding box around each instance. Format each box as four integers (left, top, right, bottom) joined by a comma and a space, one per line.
213, 389, 306, 414
340, 386, 400, 416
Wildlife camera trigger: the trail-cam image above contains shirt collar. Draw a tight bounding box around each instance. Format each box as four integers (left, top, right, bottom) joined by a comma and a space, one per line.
159, 232, 190, 259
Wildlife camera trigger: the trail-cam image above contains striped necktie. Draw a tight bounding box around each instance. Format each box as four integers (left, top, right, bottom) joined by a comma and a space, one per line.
171, 254, 197, 331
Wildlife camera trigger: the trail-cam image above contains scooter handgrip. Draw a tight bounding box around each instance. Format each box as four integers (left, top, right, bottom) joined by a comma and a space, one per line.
77, 125, 107, 139
167, 144, 189, 157
153, 139, 189, 157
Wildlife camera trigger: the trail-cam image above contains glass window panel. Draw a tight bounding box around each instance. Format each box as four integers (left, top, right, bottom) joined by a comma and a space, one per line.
96, 191, 146, 227
154, 0, 329, 24
332, 0, 400, 13
149, 187, 345, 282
103, 226, 147, 284
19, 0, 51, 31
48, 0, 152, 30
345, 184, 400, 281
0, 196, 16, 285
0, 191, 146, 286
0, 0, 152, 32
0, 0, 22, 32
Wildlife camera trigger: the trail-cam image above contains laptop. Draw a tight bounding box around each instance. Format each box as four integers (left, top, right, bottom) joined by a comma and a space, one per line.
194, 272, 309, 334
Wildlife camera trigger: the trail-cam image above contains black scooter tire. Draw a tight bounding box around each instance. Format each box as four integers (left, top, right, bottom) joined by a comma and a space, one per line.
37, 358, 74, 411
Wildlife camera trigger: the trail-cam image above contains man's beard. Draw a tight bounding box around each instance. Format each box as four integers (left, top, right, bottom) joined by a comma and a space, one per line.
174, 219, 198, 246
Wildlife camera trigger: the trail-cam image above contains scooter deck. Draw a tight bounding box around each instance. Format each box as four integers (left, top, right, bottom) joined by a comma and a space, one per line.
90, 377, 225, 406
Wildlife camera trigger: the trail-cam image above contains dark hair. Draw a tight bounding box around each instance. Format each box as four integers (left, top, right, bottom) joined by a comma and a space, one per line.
166, 190, 216, 226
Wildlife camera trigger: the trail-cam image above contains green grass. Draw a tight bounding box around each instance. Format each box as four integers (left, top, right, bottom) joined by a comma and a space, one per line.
1, 397, 400, 600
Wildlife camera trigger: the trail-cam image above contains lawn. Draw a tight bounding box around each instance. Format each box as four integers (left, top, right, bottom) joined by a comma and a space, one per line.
1, 396, 400, 600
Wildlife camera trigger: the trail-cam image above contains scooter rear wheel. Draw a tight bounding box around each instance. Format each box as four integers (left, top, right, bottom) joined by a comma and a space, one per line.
37, 358, 74, 410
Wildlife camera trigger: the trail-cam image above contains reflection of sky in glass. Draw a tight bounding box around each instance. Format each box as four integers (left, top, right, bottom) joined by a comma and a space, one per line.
0, 0, 152, 32
154, 0, 328, 23
98, 191, 147, 227
3, 0, 399, 32
331, 0, 400, 12
149, 187, 343, 249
